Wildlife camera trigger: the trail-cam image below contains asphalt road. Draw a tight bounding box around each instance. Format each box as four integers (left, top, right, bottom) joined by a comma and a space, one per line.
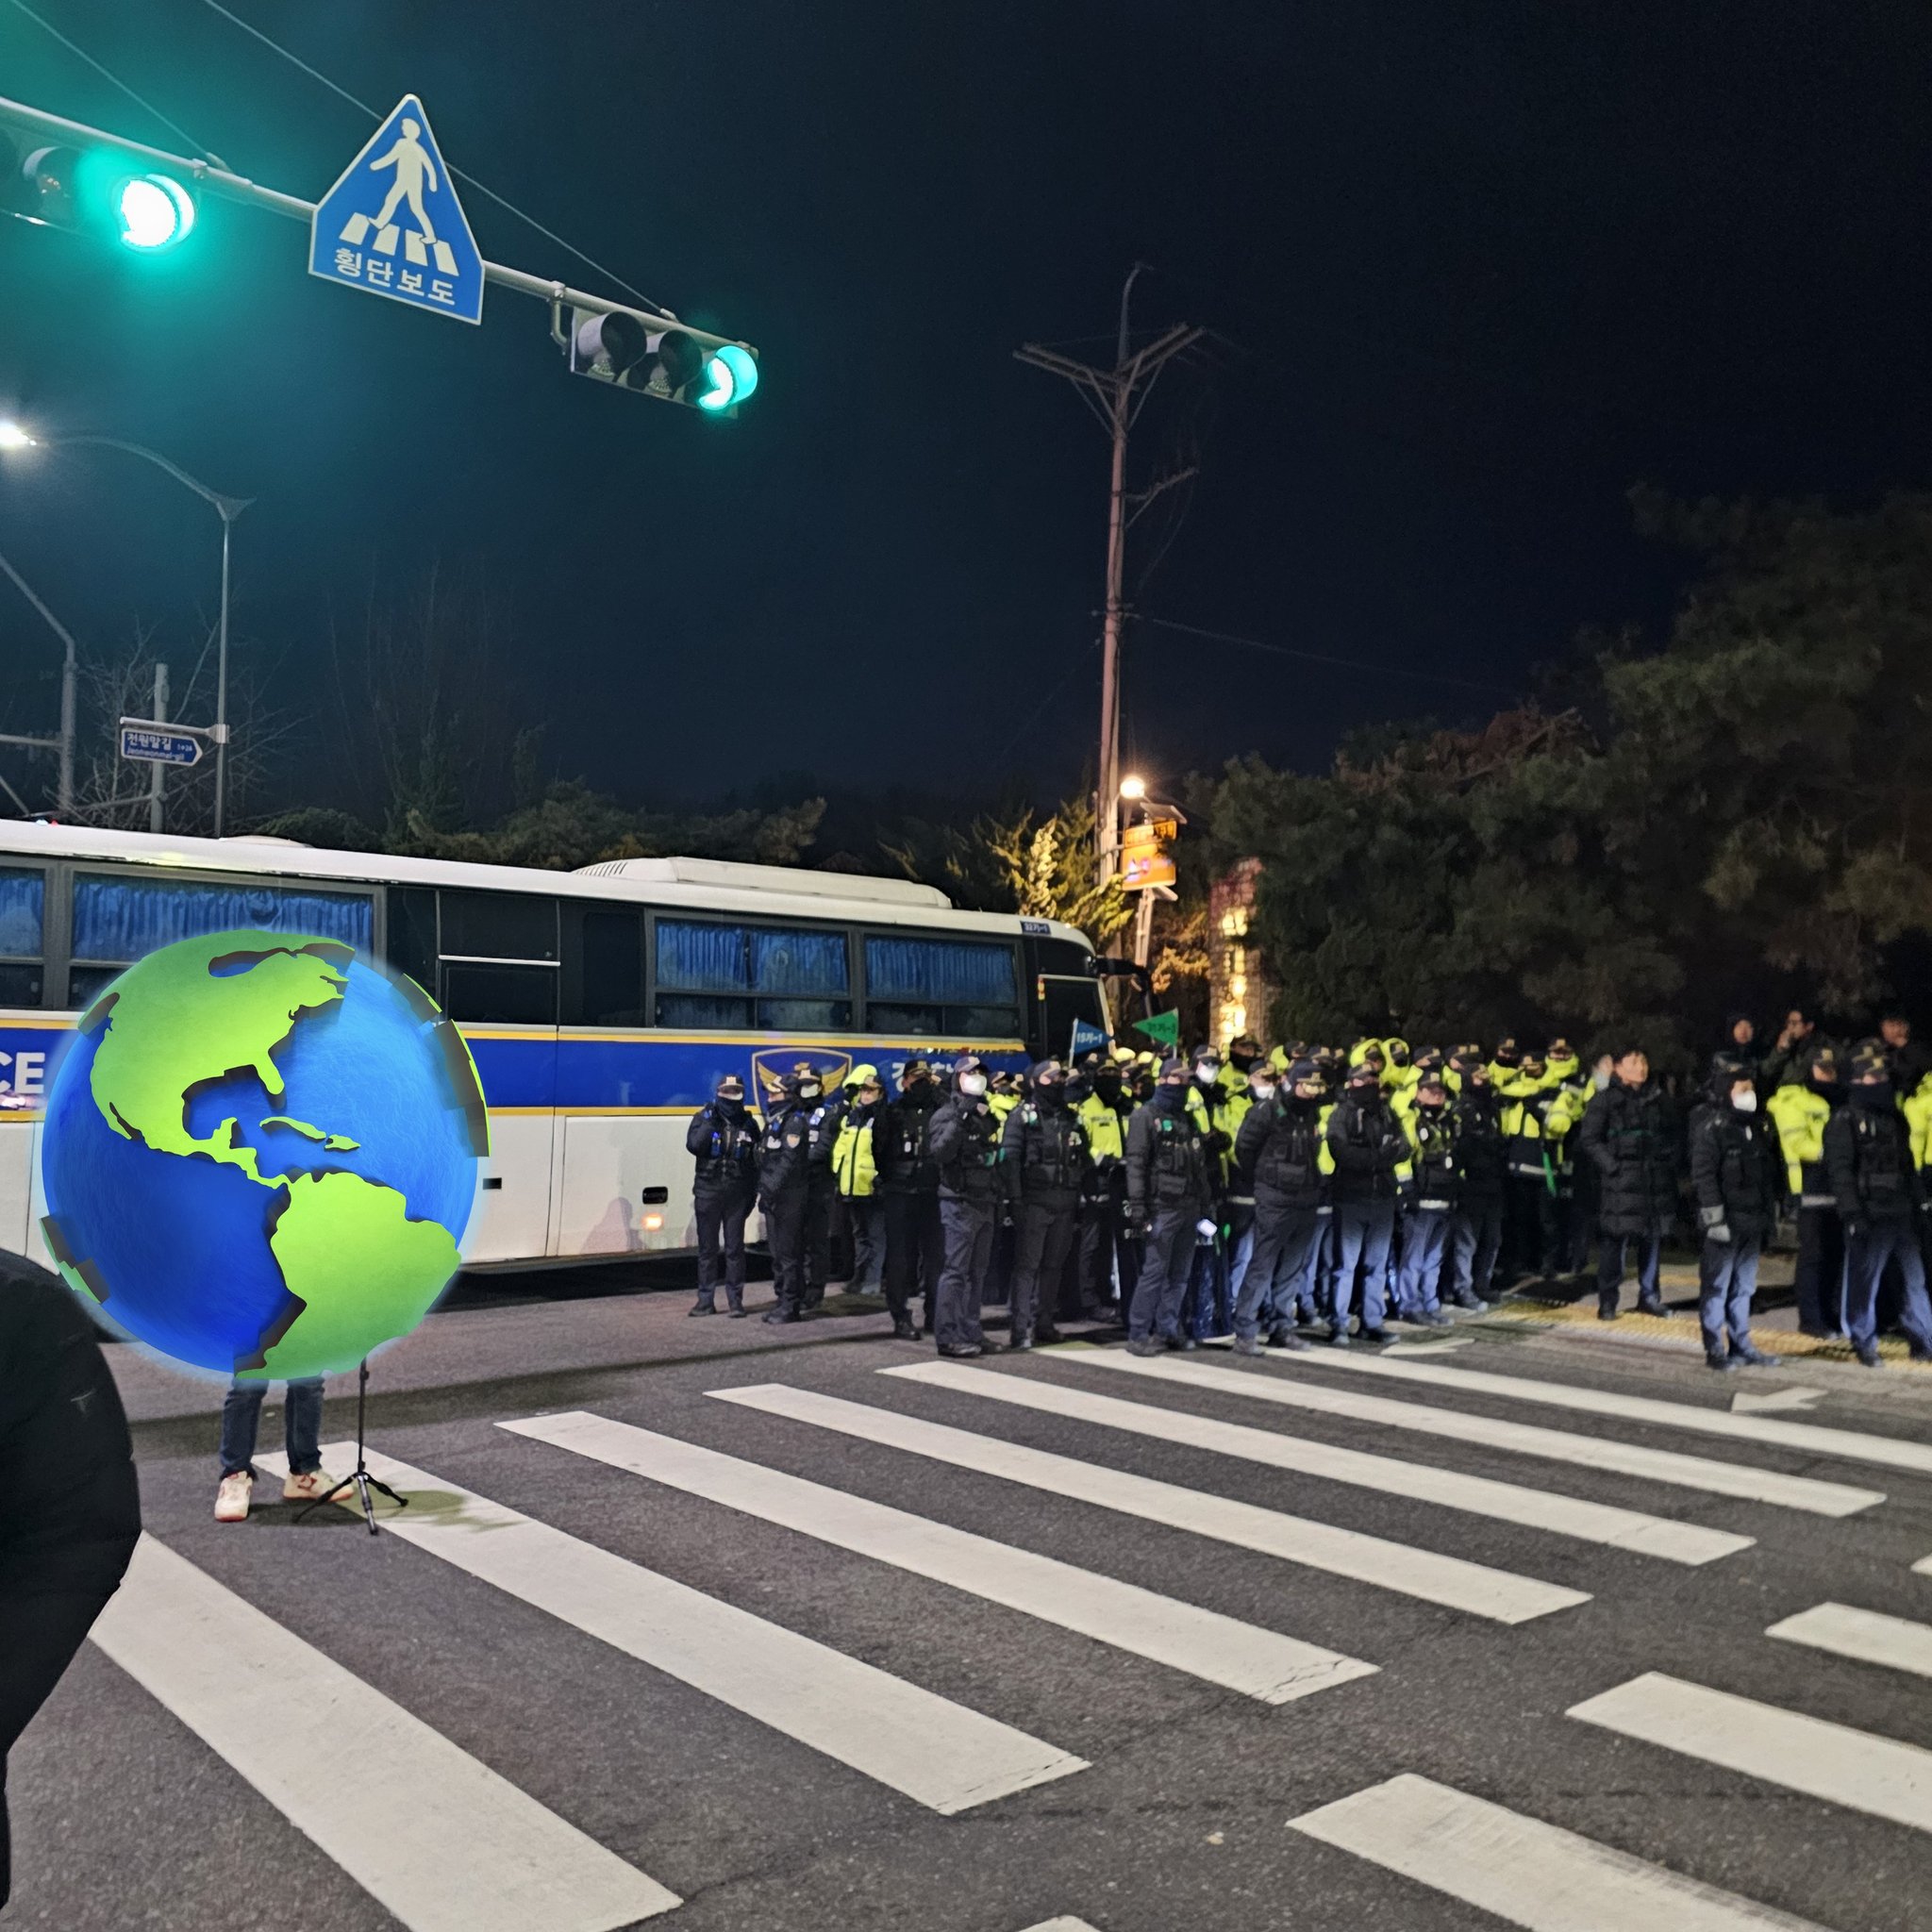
9, 1288, 1932, 1932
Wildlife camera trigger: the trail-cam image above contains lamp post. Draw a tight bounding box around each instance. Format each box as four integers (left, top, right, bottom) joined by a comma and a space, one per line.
0, 424, 252, 834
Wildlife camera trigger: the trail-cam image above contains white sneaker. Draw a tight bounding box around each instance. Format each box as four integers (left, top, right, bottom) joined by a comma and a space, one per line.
214, 1471, 255, 1523
282, 1469, 333, 1504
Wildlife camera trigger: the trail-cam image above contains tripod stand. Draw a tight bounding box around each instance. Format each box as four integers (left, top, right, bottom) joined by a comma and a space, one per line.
296, 1358, 408, 1536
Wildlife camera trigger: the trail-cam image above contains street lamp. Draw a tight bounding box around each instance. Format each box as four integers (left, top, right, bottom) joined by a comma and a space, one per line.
1119, 773, 1147, 803
0, 423, 253, 835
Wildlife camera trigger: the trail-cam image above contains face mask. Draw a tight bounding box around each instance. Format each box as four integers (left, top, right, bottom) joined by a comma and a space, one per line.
1730, 1090, 1757, 1113
1095, 1073, 1122, 1098
1853, 1079, 1893, 1110
958, 1073, 988, 1098
1194, 1065, 1220, 1086
1064, 1075, 1092, 1105
1391, 1046, 1410, 1067
798, 1082, 821, 1102
1249, 1078, 1275, 1101
1154, 1080, 1187, 1109
1592, 1070, 1611, 1091
1036, 1078, 1064, 1103
1229, 1050, 1257, 1074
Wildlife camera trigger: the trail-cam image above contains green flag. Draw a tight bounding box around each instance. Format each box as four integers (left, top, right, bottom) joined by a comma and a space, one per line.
1132, 1009, 1180, 1049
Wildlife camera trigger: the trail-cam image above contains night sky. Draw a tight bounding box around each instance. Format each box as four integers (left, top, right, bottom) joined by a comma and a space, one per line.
2, 2, 1929, 817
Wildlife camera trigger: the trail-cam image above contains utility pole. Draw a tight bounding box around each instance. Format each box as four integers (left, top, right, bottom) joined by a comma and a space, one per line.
1017, 269, 1203, 882
147, 661, 169, 833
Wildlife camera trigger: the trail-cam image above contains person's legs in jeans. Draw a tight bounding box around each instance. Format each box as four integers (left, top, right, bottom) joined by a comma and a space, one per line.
219, 1379, 268, 1476
1397, 1209, 1448, 1317
283, 1379, 325, 1476
1634, 1231, 1664, 1309
1597, 1235, 1627, 1312
849, 1197, 884, 1292
1355, 1205, 1394, 1330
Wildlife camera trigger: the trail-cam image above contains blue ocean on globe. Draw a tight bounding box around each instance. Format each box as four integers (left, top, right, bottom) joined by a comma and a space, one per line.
41, 942, 482, 1379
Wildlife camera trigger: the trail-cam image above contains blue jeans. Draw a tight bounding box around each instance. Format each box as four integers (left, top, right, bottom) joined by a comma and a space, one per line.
1397, 1208, 1450, 1316
1332, 1201, 1394, 1333
1844, 1219, 1932, 1353
219, 1377, 324, 1478
1597, 1232, 1662, 1307
1698, 1233, 1761, 1354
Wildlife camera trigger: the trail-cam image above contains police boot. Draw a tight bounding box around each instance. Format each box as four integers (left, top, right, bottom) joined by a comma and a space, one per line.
1124, 1337, 1164, 1357
762, 1306, 800, 1325
891, 1317, 917, 1340
1636, 1293, 1665, 1318
1597, 1296, 1619, 1322
1009, 1333, 1034, 1352
688, 1300, 717, 1318
1035, 1326, 1063, 1345
726, 1295, 746, 1319
1854, 1340, 1882, 1368
1232, 1336, 1265, 1357
1704, 1349, 1740, 1373
1267, 1326, 1311, 1352
1730, 1341, 1782, 1367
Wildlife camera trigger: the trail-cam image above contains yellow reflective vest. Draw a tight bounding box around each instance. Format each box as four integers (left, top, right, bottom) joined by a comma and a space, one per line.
1766, 1080, 1832, 1198
832, 1111, 878, 1199
1077, 1090, 1127, 1163
1905, 1074, 1932, 1173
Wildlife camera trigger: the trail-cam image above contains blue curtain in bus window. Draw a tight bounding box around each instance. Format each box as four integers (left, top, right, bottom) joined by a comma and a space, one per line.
749, 927, 847, 996
657, 921, 751, 991
865, 936, 1017, 1007
73, 875, 374, 963
0, 870, 43, 956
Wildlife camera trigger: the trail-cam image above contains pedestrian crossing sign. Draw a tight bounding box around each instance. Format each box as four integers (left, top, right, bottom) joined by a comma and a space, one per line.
309, 94, 484, 325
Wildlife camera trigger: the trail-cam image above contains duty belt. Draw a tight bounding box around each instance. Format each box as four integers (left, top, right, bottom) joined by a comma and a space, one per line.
1799, 1192, 1836, 1208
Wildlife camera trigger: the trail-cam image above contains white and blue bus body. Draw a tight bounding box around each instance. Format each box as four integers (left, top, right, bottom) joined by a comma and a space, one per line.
0, 824, 1109, 1268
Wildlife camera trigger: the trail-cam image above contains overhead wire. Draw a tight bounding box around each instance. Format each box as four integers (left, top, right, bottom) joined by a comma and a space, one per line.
5, 0, 229, 163
198, 0, 672, 315
1134, 613, 1521, 699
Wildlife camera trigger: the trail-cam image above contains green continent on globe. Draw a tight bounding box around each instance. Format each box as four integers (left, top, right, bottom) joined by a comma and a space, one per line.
261, 1116, 360, 1152
86, 931, 355, 1172
242, 1170, 462, 1381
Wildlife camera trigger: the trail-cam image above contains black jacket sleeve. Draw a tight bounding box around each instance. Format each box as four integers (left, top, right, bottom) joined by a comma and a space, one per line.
1823, 1109, 1861, 1222
686, 1106, 715, 1158
1124, 1108, 1155, 1215
926, 1099, 967, 1171
1689, 1107, 1722, 1214
1578, 1090, 1613, 1178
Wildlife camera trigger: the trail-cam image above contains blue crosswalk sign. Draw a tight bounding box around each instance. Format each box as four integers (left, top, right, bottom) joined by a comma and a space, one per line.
309, 95, 483, 325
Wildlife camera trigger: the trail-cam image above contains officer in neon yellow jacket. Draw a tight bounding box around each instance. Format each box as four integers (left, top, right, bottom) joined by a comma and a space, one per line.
1767, 1044, 1845, 1336
831, 1064, 885, 1295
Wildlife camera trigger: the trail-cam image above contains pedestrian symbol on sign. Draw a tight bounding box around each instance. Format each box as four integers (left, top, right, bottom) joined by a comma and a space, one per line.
309, 94, 484, 325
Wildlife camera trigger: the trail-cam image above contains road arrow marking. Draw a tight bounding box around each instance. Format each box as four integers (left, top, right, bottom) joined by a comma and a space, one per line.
1731, 1387, 1826, 1414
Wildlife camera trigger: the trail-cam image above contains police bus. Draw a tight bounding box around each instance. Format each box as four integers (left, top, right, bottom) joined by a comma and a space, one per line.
0, 822, 1109, 1268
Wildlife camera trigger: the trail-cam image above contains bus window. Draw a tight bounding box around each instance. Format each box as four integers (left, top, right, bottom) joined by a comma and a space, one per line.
1039, 974, 1107, 1059
439, 891, 558, 961
441, 962, 558, 1025
70, 873, 374, 1004
575, 906, 645, 1025
0, 869, 43, 1008
863, 935, 1020, 1040
656, 920, 852, 1030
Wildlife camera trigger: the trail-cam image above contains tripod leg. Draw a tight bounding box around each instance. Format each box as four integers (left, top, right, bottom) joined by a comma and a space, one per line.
295, 1474, 358, 1524
354, 1472, 380, 1537
361, 1474, 408, 1508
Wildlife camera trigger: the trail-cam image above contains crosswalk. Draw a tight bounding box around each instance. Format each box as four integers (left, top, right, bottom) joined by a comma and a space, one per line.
56, 1333, 1932, 1932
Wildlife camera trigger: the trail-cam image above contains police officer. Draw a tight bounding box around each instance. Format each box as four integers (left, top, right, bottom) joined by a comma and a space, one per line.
1077, 1053, 1137, 1321
1397, 1070, 1457, 1324
1498, 1050, 1558, 1287
926, 1054, 1004, 1357
874, 1058, 944, 1340
1003, 1058, 1090, 1349
1124, 1057, 1214, 1357
1768, 1043, 1846, 1338
1689, 1056, 1782, 1372
1183, 1044, 1238, 1339
1446, 1052, 1506, 1307
686, 1072, 758, 1317
795, 1065, 843, 1312
757, 1073, 815, 1324
1824, 1041, 1932, 1368
1222, 1054, 1276, 1338
832, 1065, 886, 1295
1324, 1059, 1407, 1344
1231, 1055, 1326, 1354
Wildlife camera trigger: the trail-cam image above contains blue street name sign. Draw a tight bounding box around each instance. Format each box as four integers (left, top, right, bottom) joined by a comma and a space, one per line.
119, 724, 202, 767
309, 94, 484, 325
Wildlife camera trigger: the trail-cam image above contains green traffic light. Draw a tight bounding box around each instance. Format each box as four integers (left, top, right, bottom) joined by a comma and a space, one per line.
113, 173, 194, 250
697, 343, 759, 413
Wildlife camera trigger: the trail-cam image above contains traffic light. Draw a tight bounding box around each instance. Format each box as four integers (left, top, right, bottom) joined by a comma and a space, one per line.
560, 305, 758, 413
1, 135, 197, 250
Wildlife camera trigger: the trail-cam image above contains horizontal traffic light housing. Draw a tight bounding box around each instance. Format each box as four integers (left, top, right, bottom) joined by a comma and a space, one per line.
561, 304, 758, 414
1, 136, 197, 250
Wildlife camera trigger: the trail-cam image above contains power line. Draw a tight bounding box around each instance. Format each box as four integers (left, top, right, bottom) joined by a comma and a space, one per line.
1134, 613, 1521, 699
6, 0, 227, 163
199, 0, 671, 316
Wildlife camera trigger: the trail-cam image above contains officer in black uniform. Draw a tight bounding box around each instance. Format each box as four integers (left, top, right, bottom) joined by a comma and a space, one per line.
1123, 1056, 1214, 1357
926, 1053, 1004, 1357
1077, 1055, 1138, 1321
1232, 1056, 1326, 1354
686, 1073, 758, 1316
1002, 1058, 1091, 1350
795, 1065, 843, 1312
758, 1073, 815, 1324
874, 1058, 943, 1338
1, 1250, 142, 1906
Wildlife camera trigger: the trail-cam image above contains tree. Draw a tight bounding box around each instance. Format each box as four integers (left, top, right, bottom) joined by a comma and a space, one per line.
886, 791, 1131, 944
